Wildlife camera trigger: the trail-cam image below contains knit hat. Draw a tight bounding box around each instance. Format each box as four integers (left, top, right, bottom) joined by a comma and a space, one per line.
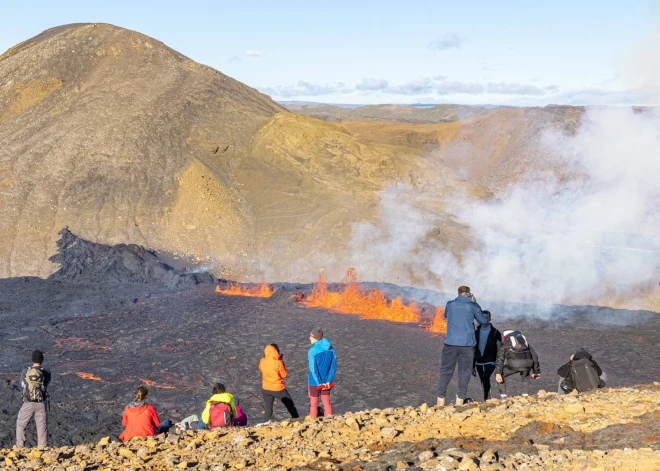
310, 328, 323, 340
32, 350, 44, 364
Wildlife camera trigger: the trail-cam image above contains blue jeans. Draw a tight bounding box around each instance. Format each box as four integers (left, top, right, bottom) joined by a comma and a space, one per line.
436, 345, 474, 400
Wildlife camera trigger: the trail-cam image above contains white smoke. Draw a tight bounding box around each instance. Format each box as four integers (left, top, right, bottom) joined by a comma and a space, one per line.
348, 105, 660, 308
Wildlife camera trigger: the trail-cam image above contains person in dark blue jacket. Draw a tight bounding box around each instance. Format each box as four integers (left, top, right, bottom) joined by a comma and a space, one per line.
307, 327, 337, 417
436, 286, 488, 406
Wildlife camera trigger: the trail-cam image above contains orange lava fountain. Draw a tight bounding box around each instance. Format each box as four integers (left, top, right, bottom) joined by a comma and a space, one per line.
76, 372, 102, 381
215, 282, 274, 298
302, 268, 420, 323
426, 306, 447, 334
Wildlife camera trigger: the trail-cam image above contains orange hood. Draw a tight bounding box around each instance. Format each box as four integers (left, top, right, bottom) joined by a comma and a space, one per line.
259, 345, 287, 391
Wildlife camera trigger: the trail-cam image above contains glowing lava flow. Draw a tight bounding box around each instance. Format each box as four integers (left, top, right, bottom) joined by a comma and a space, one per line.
215, 282, 274, 298
302, 268, 420, 323
141, 378, 176, 390
76, 372, 102, 381
426, 307, 447, 334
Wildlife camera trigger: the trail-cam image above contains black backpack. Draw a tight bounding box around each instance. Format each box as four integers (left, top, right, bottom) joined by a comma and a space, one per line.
506, 331, 529, 352
570, 358, 600, 392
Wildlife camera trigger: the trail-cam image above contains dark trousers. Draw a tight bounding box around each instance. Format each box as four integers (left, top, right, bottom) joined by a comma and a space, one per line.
436, 345, 474, 400
476, 363, 496, 400
262, 388, 299, 422
497, 366, 531, 395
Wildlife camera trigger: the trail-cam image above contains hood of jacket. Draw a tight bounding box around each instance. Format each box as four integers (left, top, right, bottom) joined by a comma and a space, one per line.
573, 348, 593, 361
312, 338, 332, 351
206, 392, 233, 405
264, 345, 281, 360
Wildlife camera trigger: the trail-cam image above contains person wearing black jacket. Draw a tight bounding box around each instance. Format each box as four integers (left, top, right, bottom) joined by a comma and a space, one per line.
557, 348, 606, 394
494, 331, 540, 398
473, 311, 502, 400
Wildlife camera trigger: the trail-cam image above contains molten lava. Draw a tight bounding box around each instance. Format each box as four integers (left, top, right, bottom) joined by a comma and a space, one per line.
427, 306, 447, 334
302, 269, 420, 323
76, 372, 102, 381
215, 282, 274, 298
141, 378, 176, 390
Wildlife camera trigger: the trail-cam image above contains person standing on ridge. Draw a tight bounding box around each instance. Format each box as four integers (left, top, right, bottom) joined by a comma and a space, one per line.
308, 328, 337, 417
16, 350, 51, 448
436, 286, 488, 406
473, 310, 502, 400
259, 344, 299, 423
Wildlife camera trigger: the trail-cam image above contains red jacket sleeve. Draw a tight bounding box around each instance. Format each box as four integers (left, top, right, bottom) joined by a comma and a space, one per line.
279, 360, 288, 380
149, 405, 160, 430
121, 407, 128, 427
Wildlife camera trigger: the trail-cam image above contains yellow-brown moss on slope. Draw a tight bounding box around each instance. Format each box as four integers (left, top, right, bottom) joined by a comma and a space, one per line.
0, 78, 63, 124
156, 161, 252, 277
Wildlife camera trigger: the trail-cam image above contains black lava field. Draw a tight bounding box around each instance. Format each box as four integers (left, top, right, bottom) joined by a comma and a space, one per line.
1, 232, 659, 448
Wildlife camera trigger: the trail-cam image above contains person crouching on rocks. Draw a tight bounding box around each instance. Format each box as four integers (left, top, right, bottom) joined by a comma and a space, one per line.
436, 286, 488, 406
494, 330, 540, 398
201, 383, 237, 429
308, 328, 337, 417
557, 348, 606, 394
259, 344, 299, 423
16, 350, 51, 448
175, 383, 239, 432
120, 386, 161, 442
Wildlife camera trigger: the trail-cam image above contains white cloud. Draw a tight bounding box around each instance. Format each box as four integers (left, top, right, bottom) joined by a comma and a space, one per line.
260, 80, 351, 98
484, 82, 553, 96
429, 33, 464, 51
387, 77, 435, 95
356, 78, 389, 91
245, 50, 264, 57
228, 56, 243, 64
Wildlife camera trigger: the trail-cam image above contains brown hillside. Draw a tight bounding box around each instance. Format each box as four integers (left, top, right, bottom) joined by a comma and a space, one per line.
0, 24, 487, 281
341, 106, 584, 196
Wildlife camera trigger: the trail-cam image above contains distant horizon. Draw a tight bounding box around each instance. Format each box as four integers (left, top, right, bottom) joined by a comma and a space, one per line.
277, 100, 655, 109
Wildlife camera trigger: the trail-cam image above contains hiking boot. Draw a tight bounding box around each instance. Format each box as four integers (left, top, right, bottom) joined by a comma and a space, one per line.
455, 397, 465, 406
436, 397, 445, 407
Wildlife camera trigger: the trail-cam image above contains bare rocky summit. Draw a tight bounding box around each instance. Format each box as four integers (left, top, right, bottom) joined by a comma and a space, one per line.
0, 23, 487, 283
2, 384, 660, 470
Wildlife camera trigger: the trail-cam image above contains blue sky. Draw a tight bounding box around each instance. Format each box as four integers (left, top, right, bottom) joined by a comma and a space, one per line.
0, 1, 657, 105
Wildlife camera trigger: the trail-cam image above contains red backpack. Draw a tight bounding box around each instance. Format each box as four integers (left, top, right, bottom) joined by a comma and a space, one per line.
208, 402, 233, 429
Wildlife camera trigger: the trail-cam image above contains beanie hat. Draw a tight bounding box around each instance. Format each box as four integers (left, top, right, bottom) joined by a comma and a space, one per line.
310, 328, 323, 340
32, 350, 44, 364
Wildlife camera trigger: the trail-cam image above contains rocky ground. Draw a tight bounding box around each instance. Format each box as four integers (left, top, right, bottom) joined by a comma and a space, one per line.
2, 384, 660, 470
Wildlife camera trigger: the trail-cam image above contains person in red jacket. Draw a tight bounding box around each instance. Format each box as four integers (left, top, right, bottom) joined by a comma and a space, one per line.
119, 386, 160, 442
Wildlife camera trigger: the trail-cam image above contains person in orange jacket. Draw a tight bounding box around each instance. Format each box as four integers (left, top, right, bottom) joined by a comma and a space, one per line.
119, 386, 161, 442
258, 344, 299, 423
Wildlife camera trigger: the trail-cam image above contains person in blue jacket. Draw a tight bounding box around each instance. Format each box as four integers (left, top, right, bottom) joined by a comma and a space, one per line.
436, 286, 488, 406
307, 327, 337, 417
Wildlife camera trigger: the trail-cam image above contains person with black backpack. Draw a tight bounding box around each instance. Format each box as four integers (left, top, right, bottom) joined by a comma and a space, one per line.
16, 350, 51, 448
557, 348, 606, 394
494, 330, 540, 398
473, 311, 502, 400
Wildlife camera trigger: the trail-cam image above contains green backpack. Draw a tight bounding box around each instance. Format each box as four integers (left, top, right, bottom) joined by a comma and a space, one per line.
24, 366, 46, 402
